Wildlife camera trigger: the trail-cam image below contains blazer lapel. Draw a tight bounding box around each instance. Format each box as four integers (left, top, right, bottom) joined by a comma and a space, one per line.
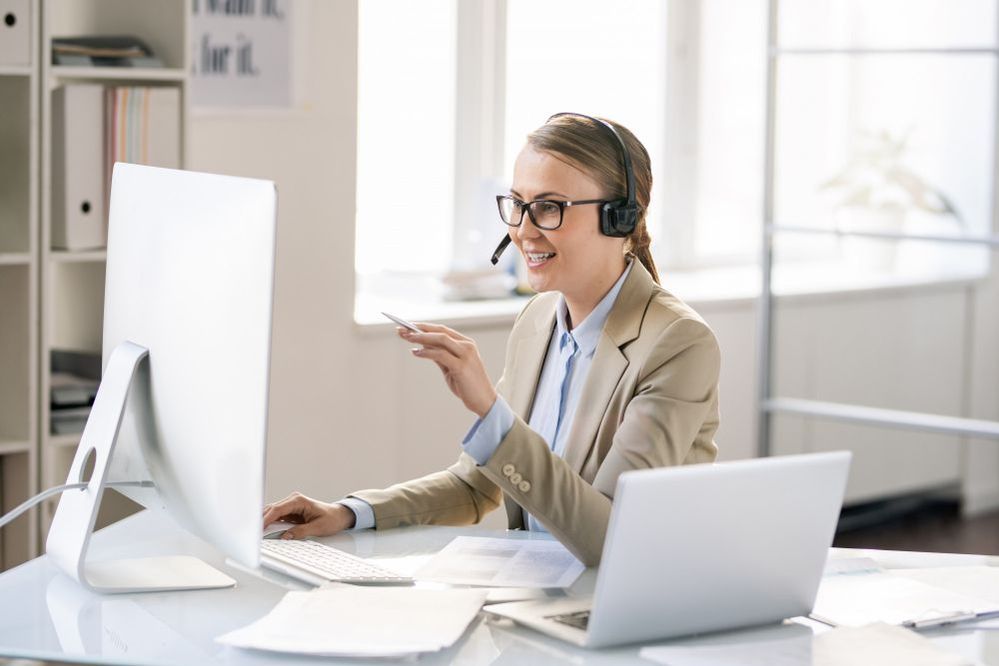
562, 262, 655, 475
503, 298, 556, 528
507, 302, 556, 419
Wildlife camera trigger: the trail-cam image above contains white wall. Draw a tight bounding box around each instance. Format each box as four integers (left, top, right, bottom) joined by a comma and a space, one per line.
188, 2, 361, 502
189, 1, 999, 519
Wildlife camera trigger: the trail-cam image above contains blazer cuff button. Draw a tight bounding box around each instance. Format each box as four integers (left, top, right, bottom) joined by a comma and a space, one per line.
509, 472, 523, 485
502, 463, 515, 477
519, 481, 531, 493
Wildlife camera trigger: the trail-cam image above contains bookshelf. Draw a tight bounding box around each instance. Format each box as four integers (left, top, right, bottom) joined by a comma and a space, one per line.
34, 0, 189, 549
0, 0, 38, 571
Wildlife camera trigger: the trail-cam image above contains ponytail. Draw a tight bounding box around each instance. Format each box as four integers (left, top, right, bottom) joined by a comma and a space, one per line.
625, 220, 660, 284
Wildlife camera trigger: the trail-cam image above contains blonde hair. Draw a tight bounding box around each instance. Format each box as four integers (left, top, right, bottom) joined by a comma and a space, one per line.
527, 115, 659, 284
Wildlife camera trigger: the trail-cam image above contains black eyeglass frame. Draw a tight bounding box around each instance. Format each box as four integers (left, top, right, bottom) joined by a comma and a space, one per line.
495, 194, 608, 231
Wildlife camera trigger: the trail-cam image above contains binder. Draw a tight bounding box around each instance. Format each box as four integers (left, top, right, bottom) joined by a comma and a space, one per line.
146, 88, 181, 169
52, 84, 107, 250
104, 87, 181, 201
0, 0, 30, 66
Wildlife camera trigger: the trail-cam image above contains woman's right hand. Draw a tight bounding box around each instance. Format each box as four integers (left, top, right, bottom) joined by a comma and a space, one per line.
262, 492, 355, 539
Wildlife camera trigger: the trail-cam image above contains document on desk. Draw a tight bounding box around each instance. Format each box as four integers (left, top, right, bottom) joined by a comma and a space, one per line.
812, 571, 999, 628
414, 536, 585, 588
640, 622, 970, 666
892, 566, 999, 605
216, 584, 486, 657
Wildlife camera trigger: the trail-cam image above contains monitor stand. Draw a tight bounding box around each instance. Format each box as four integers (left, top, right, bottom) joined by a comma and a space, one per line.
45, 341, 236, 594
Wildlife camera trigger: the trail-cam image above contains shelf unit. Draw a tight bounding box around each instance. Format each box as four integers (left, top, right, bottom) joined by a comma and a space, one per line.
33, 0, 189, 550
0, 0, 39, 571
758, 3, 999, 462
0, 0, 190, 568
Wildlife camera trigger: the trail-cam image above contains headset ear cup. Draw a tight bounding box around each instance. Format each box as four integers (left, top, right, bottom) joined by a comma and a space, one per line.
601, 202, 638, 237
617, 205, 638, 236
600, 202, 616, 237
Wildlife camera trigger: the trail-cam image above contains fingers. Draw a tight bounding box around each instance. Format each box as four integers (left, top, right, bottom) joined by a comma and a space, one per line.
262, 492, 310, 527
403, 331, 470, 360
280, 520, 323, 540
414, 322, 471, 342
395, 322, 470, 344
278, 503, 350, 540
411, 345, 458, 369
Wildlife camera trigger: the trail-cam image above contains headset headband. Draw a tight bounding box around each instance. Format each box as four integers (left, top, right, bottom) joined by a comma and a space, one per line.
545, 112, 636, 210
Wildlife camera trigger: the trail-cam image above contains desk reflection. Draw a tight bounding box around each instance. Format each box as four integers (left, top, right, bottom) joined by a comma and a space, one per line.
46, 574, 213, 662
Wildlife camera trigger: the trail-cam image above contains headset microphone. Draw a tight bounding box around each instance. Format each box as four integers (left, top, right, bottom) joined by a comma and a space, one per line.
490, 235, 512, 265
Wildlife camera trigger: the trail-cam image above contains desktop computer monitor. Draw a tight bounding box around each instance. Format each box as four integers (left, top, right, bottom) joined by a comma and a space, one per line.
46, 163, 277, 593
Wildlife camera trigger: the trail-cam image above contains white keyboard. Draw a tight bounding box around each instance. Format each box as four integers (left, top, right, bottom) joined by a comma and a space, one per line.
260, 539, 413, 586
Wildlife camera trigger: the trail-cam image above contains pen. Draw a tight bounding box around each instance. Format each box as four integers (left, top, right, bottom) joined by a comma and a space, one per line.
907, 610, 978, 629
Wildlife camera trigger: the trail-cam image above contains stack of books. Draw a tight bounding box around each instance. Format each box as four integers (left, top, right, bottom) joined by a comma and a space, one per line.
52, 36, 163, 68
50, 350, 101, 436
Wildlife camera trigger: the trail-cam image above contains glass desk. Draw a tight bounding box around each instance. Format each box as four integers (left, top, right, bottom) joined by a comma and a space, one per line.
1, 510, 997, 665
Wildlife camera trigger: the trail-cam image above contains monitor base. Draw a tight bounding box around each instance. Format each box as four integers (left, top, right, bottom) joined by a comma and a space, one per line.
46, 341, 236, 594
84, 556, 234, 593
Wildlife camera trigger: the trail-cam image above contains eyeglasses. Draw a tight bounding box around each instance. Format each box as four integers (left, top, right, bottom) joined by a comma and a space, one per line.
495, 195, 606, 231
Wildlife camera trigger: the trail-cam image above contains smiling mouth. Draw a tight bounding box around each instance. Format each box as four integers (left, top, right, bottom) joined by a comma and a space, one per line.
525, 251, 556, 266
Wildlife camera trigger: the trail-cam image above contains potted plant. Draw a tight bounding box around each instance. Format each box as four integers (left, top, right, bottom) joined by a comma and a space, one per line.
819, 129, 963, 270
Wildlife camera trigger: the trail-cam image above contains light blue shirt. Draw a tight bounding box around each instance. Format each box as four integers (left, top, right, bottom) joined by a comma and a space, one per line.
342, 260, 633, 531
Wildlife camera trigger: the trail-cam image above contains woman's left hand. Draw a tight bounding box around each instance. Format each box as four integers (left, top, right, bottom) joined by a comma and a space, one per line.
400, 323, 497, 418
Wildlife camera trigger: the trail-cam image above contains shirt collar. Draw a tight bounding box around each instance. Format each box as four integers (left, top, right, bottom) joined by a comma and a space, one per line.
555, 259, 634, 357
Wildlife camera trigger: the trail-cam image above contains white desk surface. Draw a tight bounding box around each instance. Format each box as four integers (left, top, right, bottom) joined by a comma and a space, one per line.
1, 509, 998, 665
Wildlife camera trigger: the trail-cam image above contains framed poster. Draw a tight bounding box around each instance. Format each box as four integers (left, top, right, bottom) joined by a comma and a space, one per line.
190, 0, 293, 110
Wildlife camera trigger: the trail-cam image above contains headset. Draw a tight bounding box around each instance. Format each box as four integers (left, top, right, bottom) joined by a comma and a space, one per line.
491, 112, 639, 265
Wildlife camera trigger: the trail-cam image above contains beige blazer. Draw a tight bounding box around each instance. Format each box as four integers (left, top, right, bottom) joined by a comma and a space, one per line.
350, 261, 720, 566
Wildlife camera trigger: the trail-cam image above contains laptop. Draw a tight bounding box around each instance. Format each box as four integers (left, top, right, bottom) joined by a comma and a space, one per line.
485, 451, 851, 648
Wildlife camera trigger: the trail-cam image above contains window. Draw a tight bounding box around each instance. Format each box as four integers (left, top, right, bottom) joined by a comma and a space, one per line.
502, 0, 667, 197
355, 0, 996, 307
692, 0, 767, 263
773, 0, 996, 279
355, 0, 456, 276
357, 0, 770, 283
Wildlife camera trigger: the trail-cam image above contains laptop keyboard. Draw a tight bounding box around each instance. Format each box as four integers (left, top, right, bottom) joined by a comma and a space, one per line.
547, 609, 590, 630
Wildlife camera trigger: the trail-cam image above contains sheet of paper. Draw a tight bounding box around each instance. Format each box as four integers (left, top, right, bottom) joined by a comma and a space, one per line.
965, 616, 999, 630
812, 623, 972, 666
414, 536, 585, 588
640, 622, 970, 666
812, 572, 999, 627
892, 567, 999, 605
216, 584, 486, 657
823, 556, 882, 577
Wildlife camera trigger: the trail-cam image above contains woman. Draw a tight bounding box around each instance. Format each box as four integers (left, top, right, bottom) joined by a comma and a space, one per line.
263, 113, 720, 566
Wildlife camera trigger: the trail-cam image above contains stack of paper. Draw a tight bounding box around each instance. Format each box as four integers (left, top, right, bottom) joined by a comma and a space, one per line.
217, 585, 486, 658
414, 536, 585, 588
812, 571, 999, 628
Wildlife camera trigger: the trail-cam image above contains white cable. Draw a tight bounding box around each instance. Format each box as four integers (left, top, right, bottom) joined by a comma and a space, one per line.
0, 480, 155, 531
